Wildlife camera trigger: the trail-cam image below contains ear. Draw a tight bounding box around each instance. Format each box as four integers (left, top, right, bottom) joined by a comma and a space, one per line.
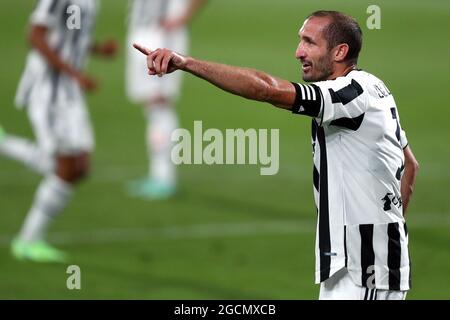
333, 43, 349, 62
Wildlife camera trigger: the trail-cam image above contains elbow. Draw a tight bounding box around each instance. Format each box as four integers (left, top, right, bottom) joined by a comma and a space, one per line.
27, 29, 36, 47
28, 25, 47, 48
412, 159, 420, 175
258, 81, 273, 102
405, 152, 420, 176
244, 78, 272, 102
404, 147, 420, 175
255, 73, 278, 103
28, 30, 41, 50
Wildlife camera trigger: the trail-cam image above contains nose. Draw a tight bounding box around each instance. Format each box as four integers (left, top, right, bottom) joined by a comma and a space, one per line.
295, 42, 306, 60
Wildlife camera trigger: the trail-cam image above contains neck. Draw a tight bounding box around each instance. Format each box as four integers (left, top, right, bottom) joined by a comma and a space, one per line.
327, 63, 356, 80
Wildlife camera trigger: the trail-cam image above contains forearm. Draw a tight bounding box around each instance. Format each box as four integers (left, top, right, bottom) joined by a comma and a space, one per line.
183, 57, 295, 108
401, 147, 419, 216
401, 167, 417, 215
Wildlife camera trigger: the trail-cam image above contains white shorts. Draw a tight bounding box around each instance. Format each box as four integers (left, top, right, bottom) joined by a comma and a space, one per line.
319, 268, 407, 300
126, 27, 188, 103
27, 76, 94, 156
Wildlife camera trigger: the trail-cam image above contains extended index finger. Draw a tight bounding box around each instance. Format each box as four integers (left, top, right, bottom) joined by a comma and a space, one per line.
133, 43, 151, 56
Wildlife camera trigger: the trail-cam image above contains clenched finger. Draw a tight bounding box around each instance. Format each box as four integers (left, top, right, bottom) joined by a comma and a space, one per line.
153, 51, 164, 75
147, 49, 160, 73
161, 52, 173, 74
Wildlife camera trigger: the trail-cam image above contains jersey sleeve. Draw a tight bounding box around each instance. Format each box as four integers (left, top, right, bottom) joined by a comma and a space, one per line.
291, 76, 368, 130
290, 82, 323, 118
30, 0, 62, 27
400, 129, 408, 149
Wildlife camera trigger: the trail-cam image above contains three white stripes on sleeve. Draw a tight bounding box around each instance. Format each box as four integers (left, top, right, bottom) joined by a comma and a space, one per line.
298, 83, 317, 101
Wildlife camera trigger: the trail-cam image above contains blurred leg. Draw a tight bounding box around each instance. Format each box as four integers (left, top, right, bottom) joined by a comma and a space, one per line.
0, 134, 54, 175
146, 96, 178, 187
13, 153, 89, 262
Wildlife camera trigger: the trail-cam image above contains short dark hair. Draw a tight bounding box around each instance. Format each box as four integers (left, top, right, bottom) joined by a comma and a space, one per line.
308, 10, 363, 64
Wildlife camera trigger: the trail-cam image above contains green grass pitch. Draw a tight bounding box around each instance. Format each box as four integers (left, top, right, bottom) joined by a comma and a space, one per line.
0, 0, 449, 299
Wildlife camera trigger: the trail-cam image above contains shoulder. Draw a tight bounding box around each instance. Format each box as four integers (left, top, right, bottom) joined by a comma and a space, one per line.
355, 70, 393, 99
329, 70, 394, 100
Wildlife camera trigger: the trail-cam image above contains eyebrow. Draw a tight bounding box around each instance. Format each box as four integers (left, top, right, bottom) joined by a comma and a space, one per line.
301, 35, 315, 44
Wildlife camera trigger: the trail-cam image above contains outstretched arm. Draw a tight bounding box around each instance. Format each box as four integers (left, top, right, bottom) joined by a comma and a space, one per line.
133, 45, 296, 109
401, 146, 419, 216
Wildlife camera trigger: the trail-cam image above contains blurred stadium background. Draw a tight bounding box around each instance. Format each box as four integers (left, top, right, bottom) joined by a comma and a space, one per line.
0, 0, 449, 299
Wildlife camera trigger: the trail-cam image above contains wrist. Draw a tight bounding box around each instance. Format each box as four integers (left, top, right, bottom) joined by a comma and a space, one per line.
183, 56, 195, 72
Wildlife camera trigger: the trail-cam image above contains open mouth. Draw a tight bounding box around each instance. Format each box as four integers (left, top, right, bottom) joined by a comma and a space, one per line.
302, 62, 312, 73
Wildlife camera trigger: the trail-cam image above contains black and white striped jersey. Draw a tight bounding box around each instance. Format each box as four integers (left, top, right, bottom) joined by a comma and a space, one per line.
15, 0, 99, 108
128, 0, 188, 30
292, 69, 411, 291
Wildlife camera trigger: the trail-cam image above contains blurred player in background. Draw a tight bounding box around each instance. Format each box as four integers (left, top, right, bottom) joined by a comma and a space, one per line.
125, 0, 207, 200
0, 0, 117, 262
